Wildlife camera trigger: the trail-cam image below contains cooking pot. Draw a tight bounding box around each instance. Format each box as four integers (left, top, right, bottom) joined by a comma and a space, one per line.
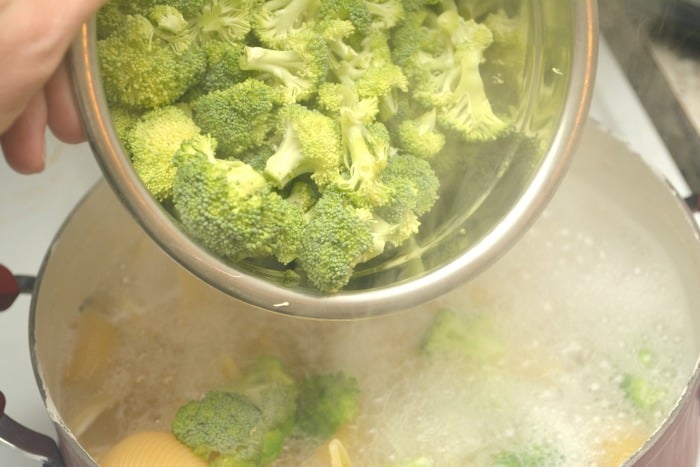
1, 121, 700, 466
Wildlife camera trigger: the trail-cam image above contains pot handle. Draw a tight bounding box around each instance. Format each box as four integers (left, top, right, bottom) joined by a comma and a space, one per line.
0, 391, 64, 467
0, 266, 64, 466
0, 264, 35, 311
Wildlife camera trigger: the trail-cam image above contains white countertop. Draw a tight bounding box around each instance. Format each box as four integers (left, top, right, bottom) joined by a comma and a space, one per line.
0, 37, 697, 466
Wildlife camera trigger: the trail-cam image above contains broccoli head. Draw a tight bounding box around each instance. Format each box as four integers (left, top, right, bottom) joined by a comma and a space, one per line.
396, 109, 446, 159
229, 356, 299, 464
298, 189, 376, 292
296, 372, 360, 439
171, 390, 266, 466
126, 105, 201, 202
97, 8, 206, 109
172, 134, 304, 265
421, 308, 504, 363
191, 78, 281, 158
239, 31, 329, 103
263, 104, 343, 189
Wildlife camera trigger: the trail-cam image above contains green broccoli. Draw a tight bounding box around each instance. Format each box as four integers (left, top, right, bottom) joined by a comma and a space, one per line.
171, 390, 266, 466
172, 134, 304, 265
318, 84, 393, 207
191, 78, 281, 158
329, 29, 408, 119
396, 109, 446, 159
491, 444, 565, 467
298, 189, 377, 292
239, 31, 329, 103
97, 7, 206, 109
251, 0, 320, 47
296, 372, 360, 439
191, 0, 254, 44
421, 308, 504, 363
377, 151, 439, 225
285, 179, 319, 213
317, 0, 372, 37
229, 356, 299, 464
125, 105, 201, 201
394, 9, 508, 141
198, 39, 252, 94
263, 104, 343, 189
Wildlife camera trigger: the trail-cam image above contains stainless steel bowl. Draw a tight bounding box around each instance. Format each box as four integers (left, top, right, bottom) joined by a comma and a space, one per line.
69, 1, 598, 318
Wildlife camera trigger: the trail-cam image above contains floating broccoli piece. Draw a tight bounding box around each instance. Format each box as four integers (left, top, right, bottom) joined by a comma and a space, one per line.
296, 372, 360, 439
171, 391, 266, 466
230, 356, 299, 464
619, 374, 667, 415
172, 134, 304, 265
126, 106, 201, 202
97, 8, 206, 110
191, 78, 281, 158
492, 444, 565, 467
263, 104, 343, 189
421, 308, 504, 362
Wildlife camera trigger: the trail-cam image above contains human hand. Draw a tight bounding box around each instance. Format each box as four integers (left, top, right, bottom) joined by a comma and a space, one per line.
0, 0, 107, 174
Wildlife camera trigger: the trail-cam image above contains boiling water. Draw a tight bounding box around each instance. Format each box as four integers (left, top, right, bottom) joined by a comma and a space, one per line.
60, 173, 698, 466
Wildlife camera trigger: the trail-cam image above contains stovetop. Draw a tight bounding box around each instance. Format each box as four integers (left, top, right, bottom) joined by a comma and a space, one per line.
0, 35, 698, 466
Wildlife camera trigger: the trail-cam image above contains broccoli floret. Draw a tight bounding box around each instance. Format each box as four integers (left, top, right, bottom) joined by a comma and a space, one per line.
331, 30, 408, 119
395, 9, 508, 141
396, 108, 446, 159
192, 0, 254, 44
229, 356, 299, 464
285, 179, 319, 213
365, 0, 405, 29
263, 104, 343, 189
239, 31, 329, 103
198, 39, 252, 94
619, 373, 666, 415
492, 444, 565, 467
296, 372, 360, 439
317, 0, 372, 37
421, 308, 504, 362
172, 134, 304, 265
97, 8, 206, 110
377, 151, 439, 224
171, 390, 266, 466
251, 0, 320, 47
108, 105, 142, 144
192, 78, 281, 158
125, 106, 201, 202
320, 84, 392, 207
298, 189, 377, 292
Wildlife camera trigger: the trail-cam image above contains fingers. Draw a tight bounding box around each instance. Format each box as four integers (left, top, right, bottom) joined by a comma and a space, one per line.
0, 0, 107, 172
0, 91, 48, 174
46, 60, 86, 144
